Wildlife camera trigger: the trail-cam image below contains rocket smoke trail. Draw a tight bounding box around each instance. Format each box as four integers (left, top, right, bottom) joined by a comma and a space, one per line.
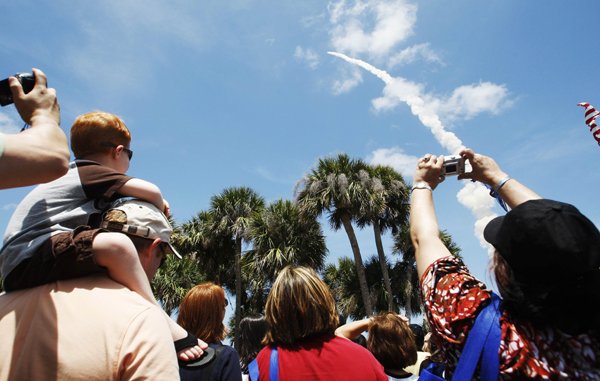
328, 51, 465, 154
328, 51, 497, 252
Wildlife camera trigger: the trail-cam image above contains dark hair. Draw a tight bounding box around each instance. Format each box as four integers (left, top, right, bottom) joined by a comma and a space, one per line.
493, 252, 600, 336
237, 316, 268, 372
409, 324, 424, 349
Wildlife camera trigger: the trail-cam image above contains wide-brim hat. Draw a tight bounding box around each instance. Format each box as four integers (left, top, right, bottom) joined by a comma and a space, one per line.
100, 199, 182, 259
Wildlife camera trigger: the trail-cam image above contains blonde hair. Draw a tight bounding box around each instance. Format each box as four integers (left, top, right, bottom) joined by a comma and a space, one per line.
263, 266, 339, 346
367, 312, 417, 370
177, 282, 227, 343
70, 111, 131, 159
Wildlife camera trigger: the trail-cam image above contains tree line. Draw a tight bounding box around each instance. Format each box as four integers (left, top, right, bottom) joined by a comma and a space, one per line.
151, 153, 461, 347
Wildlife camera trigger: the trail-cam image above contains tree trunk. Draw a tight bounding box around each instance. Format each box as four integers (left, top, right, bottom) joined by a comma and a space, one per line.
373, 223, 395, 312
341, 215, 373, 316
234, 236, 242, 349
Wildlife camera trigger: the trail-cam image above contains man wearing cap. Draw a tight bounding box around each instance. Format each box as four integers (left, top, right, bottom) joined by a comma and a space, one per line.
410, 148, 600, 379
0, 199, 183, 380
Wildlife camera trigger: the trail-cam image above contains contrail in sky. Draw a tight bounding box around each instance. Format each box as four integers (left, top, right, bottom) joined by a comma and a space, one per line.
328, 51, 465, 154
328, 51, 497, 251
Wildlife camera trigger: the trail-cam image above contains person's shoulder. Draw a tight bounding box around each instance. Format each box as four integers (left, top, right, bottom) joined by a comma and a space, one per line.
54, 275, 156, 308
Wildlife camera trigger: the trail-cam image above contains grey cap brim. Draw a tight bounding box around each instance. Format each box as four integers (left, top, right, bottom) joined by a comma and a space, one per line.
164, 242, 182, 259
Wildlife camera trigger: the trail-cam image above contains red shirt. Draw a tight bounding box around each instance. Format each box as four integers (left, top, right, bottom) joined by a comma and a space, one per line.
255, 334, 387, 381
421, 256, 600, 380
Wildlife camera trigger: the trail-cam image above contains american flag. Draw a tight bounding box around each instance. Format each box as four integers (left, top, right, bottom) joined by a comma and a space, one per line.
578, 102, 600, 146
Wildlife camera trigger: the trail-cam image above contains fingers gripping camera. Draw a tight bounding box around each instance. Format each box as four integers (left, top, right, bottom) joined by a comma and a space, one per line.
441, 155, 465, 177
0, 73, 36, 107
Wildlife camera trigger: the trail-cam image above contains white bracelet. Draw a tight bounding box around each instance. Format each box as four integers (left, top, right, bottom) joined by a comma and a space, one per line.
493, 176, 511, 193
411, 182, 433, 193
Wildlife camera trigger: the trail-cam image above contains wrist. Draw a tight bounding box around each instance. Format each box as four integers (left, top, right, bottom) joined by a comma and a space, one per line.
411, 181, 433, 193
492, 175, 512, 193
28, 112, 60, 127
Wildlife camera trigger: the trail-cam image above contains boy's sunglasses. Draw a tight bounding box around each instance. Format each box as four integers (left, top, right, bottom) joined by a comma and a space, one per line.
101, 142, 133, 160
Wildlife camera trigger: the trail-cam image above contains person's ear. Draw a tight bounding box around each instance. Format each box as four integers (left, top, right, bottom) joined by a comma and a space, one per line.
149, 238, 162, 255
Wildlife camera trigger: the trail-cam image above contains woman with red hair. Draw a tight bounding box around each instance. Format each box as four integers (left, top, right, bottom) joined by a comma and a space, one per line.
178, 282, 242, 381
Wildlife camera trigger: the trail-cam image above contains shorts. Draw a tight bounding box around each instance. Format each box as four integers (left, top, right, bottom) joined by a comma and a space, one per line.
3, 226, 107, 291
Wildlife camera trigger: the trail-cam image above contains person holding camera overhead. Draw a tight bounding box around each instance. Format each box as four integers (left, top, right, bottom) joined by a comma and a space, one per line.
410, 148, 600, 379
0, 68, 69, 189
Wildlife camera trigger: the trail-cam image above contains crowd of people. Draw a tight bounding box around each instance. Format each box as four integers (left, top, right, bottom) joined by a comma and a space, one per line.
0, 69, 599, 380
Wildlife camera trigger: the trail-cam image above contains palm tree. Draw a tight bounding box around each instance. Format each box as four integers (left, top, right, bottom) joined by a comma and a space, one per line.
178, 210, 236, 292
324, 255, 397, 319
244, 199, 327, 313
210, 187, 265, 348
323, 257, 360, 319
295, 153, 375, 315
151, 216, 207, 315
392, 225, 462, 317
356, 164, 410, 311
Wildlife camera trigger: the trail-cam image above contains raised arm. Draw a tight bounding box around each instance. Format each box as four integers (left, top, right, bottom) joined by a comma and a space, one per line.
335, 318, 371, 341
409, 154, 452, 279
0, 68, 69, 189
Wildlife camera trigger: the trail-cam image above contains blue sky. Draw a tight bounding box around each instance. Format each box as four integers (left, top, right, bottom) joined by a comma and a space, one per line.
2, 0, 600, 298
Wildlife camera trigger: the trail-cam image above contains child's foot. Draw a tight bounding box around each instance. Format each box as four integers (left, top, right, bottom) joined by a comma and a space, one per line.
175, 333, 208, 361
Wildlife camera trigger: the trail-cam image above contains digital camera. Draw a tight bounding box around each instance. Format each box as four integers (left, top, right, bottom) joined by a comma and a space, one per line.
0, 73, 35, 107
441, 155, 465, 176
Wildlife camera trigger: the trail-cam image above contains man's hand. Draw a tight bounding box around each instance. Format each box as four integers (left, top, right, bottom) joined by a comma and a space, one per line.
11, 68, 60, 127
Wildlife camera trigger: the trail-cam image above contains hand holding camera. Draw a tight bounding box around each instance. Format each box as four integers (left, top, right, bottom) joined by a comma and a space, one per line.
0, 73, 35, 107
0, 69, 60, 127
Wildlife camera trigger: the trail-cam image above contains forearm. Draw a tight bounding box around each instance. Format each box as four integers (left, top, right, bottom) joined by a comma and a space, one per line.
494, 177, 541, 209
410, 189, 452, 279
0, 119, 69, 189
118, 178, 165, 210
335, 318, 371, 340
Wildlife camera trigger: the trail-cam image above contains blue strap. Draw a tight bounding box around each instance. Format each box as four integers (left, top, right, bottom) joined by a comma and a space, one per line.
452, 292, 501, 381
484, 183, 508, 212
247, 347, 278, 381
248, 358, 259, 381
269, 347, 279, 381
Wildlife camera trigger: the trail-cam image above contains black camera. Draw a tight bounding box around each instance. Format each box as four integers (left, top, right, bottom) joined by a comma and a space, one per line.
0, 73, 36, 107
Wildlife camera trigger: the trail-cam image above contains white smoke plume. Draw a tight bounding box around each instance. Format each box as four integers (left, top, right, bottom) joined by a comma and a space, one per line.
328, 51, 500, 249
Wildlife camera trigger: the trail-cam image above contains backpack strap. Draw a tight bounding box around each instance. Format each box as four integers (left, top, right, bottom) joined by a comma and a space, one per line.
247, 347, 279, 381
269, 347, 279, 381
248, 358, 259, 381
452, 292, 502, 381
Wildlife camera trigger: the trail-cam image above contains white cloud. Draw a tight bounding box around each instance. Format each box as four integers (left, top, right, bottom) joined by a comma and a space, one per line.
52, 1, 212, 97
0, 112, 20, 134
294, 46, 320, 69
1, 203, 18, 212
331, 67, 363, 95
329, 0, 418, 59
431, 82, 513, 122
366, 147, 418, 178
456, 180, 497, 255
388, 43, 443, 68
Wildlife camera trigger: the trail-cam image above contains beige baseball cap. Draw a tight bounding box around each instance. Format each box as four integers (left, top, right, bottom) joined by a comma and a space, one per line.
100, 199, 182, 259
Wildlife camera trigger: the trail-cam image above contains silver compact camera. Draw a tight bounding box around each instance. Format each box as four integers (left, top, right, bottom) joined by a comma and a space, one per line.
441, 155, 465, 176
